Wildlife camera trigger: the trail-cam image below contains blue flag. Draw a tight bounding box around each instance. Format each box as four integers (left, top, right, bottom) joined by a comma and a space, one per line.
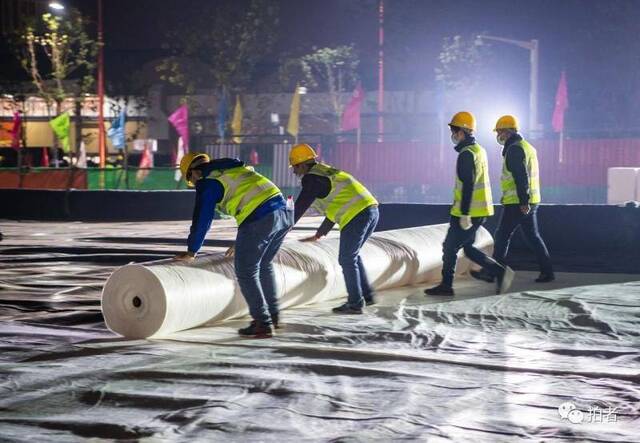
217, 88, 228, 141
108, 109, 126, 149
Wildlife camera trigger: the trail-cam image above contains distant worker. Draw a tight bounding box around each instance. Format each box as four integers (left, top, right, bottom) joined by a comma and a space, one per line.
471, 115, 554, 283
174, 152, 293, 338
425, 111, 514, 296
289, 143, 379, 314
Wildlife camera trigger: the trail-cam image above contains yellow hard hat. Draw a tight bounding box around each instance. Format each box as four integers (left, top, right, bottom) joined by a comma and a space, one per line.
494, 115, 519, 131
289, 143, 317, 167
179, 152, 210, 187
449, 111, 476, 131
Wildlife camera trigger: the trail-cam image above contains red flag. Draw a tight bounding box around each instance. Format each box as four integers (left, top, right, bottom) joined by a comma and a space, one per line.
9, 112, 22, 149
249, 147, 259, 166
552, 71, 568, 133
168, 105, 190, 150
136, 145, 154, 183
41, 148, 50, 167
341, 83, 365, 131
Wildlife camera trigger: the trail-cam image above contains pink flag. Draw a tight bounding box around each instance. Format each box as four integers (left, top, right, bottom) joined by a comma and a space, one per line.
136, 144, 154, 183
10, 112, 22, 149
341, 83, 365, 132
552, 71, 568, 133
168, 105, 189, 150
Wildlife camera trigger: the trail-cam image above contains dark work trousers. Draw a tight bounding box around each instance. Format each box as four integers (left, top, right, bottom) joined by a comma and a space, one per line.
493, 204, 553, 275
442, 216, 504, 287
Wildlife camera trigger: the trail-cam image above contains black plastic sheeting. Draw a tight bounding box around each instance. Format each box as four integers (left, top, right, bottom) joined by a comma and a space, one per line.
1, 220, 640, 441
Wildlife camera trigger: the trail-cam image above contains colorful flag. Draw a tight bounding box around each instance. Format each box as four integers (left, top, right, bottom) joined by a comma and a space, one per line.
552, 71, 568, 133
41, 147, 50, 167
10, 112, 22, 149
231, 95, 243, 144
249, 147, 259, 166
107, 109, 126, 149
341, 83, 365, 131
175, 136, 186, 181
287, 84, 301, 138
136, 144, 154, 183
217, 88, 228, 142
49, 112, 71, 152
76, 141, 87, 168
168, 104, 189, 150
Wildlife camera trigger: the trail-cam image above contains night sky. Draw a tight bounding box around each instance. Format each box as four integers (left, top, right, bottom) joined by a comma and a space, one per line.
2, 0, 639, 133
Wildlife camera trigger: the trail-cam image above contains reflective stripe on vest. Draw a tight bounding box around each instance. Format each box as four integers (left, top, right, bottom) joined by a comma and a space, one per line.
450, 143, 494, 217
308, 163, 378, 230
207, 166, 282, 225
501, 139, 541, 205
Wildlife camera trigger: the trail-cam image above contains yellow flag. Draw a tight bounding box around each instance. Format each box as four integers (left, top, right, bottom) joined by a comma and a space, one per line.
287, 84, 300, 138
231, 95, 243, 144
49, 112, 71, 152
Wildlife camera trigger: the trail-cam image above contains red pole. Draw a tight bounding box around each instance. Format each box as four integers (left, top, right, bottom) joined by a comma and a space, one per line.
377, 0, 384, 142
97, 0, 106, 168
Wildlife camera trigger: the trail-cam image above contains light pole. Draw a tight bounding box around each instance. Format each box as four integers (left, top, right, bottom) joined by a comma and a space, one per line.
478, 35, 539, 134
97, 0, 105, 169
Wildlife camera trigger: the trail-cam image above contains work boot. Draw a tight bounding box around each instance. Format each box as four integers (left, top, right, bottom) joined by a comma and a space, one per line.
238, 321, 274, 338
424, 284, 454, 296
332, 303, 363, 315
470, 268, 495, 283
271, 312, 281, 329
364, 295, 376, 306
496, 266, 515, 294
535, 273, 555, 283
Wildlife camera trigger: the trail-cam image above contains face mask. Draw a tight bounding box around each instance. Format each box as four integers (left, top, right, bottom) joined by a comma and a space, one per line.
496, 134, 506, 145
451, 133, 460, 145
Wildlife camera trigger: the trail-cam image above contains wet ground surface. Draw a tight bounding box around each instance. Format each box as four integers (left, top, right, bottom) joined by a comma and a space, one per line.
1, 219, 639, 442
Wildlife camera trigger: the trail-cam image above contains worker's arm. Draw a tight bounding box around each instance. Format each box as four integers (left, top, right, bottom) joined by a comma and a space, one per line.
186, 180, 223, 255
457, 150, 476, 216
505, 145, 529, 205
295, 174, 335, 240
294, 174, 332, 222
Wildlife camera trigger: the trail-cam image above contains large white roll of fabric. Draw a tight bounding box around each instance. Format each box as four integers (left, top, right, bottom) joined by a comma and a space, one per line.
101, 224, 493, 339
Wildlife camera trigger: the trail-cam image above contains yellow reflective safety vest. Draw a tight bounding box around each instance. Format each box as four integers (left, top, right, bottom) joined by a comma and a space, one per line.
308, 163, 378, 230
501, 139, 541, 205
207, 166, 282, 225
450, 143, 494, 217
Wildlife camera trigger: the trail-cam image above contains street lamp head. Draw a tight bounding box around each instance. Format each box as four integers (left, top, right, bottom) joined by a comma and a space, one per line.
48, 2, 65, 11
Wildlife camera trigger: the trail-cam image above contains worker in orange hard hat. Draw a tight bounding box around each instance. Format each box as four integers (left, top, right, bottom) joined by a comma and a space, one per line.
424, 111, 514, 297
175, 151, 293, 338
471, 115, 554, 284
289, 143, 379, 315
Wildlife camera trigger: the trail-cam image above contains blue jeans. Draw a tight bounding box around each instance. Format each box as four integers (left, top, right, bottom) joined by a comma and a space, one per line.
339, 206, 379, 308
493, 204, 553, 275
234, 207, 293, 325
442, 216, 504, 287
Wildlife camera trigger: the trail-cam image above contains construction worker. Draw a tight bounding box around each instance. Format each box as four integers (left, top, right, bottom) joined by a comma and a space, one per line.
425, 111, 514, 296
471, 115, 554, 283
174, 152, 293, 338
289, 143, 378, 314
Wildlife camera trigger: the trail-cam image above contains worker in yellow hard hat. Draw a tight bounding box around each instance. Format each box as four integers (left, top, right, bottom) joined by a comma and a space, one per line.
289, 143, 379, 314
175, 151, 293, 338
471, 115, 554, 284
424, 111, 514, 297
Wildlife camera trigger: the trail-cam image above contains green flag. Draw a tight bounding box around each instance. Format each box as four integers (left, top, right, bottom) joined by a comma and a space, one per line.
49, 112, 70, 153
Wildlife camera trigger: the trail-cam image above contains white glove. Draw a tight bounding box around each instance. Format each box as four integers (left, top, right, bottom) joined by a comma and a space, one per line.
459, 215, 472, 230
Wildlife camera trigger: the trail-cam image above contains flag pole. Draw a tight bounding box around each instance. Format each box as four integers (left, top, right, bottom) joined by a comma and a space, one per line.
356, 127, 361, 170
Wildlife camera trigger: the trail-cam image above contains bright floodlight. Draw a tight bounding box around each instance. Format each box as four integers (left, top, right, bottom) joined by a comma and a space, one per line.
49, 2, 65, 10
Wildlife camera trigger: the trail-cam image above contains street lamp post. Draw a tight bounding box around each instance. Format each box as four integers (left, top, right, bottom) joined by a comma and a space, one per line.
97, 0, 105, 169
478, 35, 539, 134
